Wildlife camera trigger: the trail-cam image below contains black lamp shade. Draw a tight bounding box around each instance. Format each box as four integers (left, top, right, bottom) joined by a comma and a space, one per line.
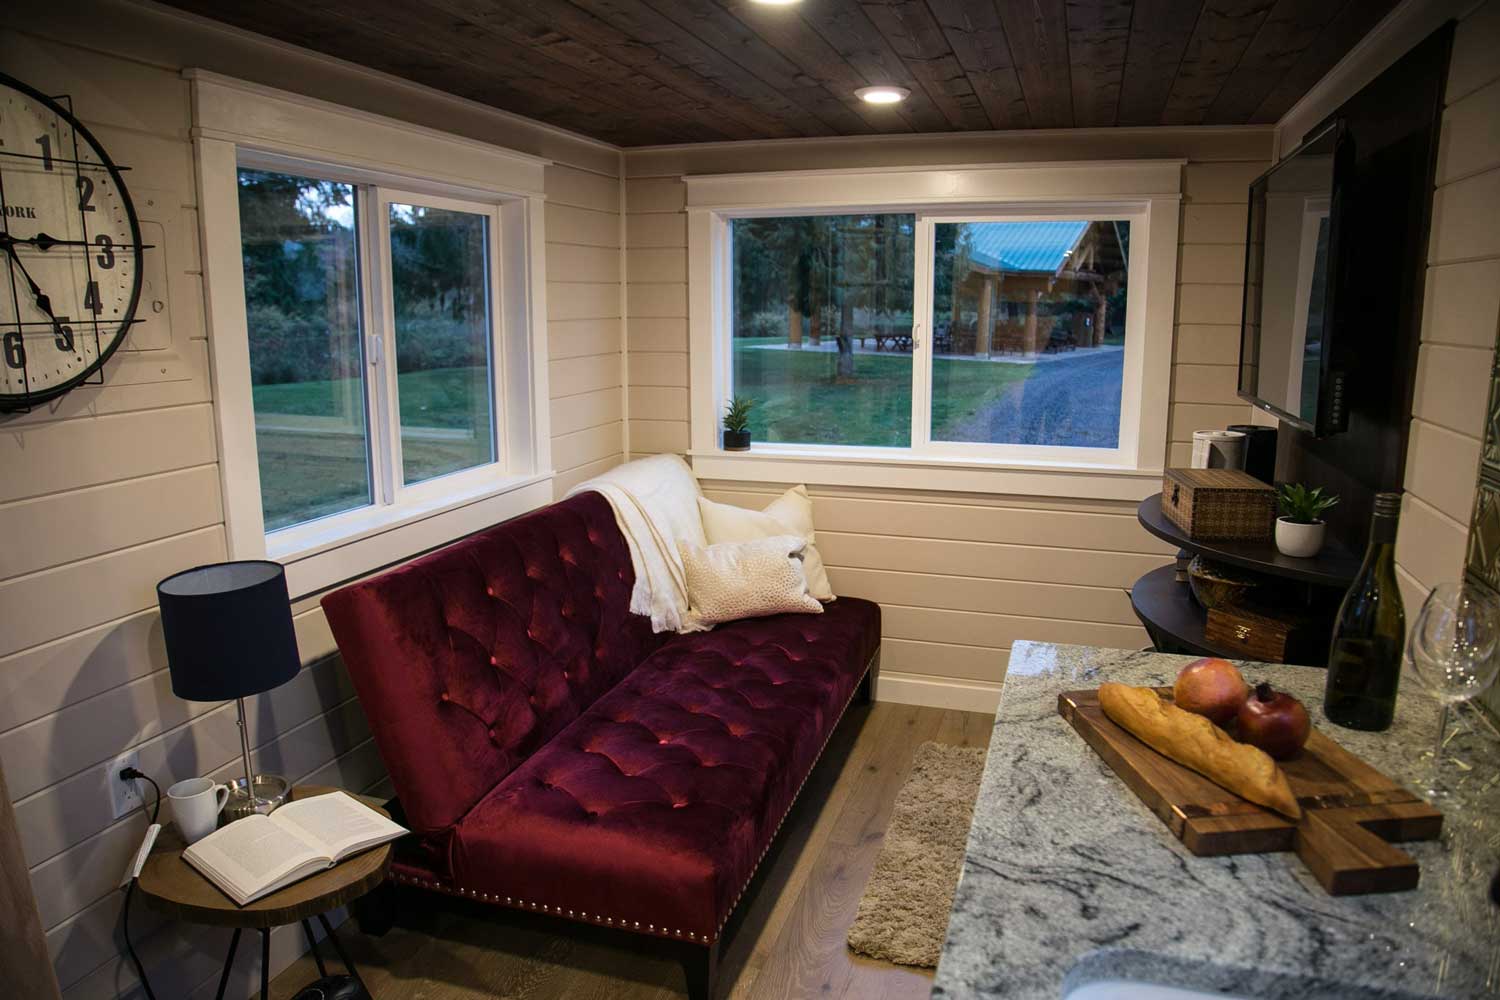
157, 561, 301, 702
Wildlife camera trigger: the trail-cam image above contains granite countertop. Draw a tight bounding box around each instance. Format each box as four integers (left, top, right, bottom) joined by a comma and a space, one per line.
933, 642, 1500, 1000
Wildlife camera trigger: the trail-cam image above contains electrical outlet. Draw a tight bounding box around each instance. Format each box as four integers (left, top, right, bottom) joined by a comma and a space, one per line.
109, 750, 142, 820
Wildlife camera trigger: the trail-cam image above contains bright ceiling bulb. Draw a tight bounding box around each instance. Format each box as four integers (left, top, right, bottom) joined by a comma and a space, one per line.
856, 86, 910, 105
748, 0, 802, 5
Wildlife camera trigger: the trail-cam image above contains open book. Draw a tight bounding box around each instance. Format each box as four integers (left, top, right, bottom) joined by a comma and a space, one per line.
183, 791, 406, 906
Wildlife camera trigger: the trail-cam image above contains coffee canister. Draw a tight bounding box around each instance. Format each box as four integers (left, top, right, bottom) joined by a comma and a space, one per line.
1226, 424, 1278, 485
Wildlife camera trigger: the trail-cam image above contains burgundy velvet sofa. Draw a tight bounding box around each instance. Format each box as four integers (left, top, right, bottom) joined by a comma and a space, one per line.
321, 491, 880, 998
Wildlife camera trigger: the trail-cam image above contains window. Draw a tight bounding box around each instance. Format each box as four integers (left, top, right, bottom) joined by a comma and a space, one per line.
689, 162, 1181, 497
239, 166, 508, 541
928, 218, 1131, 450
387, 199, 496, 485
726, 211, 1137, 462
731, 213, 914, 448
194, 73, 551, 598
239, 170, 371, 532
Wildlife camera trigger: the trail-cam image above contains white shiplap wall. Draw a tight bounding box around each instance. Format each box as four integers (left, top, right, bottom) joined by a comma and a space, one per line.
0, 2, 627, 997
622, 129, 1273, 704
1391, 0, 1500, 715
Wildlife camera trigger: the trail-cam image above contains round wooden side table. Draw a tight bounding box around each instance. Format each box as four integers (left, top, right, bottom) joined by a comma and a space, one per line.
137, 785, 393, 1000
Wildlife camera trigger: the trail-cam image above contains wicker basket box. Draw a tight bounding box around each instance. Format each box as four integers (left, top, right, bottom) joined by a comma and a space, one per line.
1161, 468, 1275, 542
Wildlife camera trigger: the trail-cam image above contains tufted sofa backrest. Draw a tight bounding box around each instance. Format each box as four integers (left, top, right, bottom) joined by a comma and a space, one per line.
322, 492, 664, 835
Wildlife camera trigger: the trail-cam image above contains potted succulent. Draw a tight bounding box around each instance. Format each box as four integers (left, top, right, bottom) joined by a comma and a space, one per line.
722, 395, 754, 451
1275, 483, 1339, 558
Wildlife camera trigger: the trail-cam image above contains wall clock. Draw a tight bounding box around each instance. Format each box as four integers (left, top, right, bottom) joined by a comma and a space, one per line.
0, 72, 145, 412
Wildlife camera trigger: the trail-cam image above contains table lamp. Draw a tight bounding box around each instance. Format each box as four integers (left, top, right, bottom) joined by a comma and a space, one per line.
157, 561, 302, 822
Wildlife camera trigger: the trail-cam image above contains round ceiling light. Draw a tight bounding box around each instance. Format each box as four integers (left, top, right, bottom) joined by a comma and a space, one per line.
748, 0, 802, 5
856, 86, 911, 105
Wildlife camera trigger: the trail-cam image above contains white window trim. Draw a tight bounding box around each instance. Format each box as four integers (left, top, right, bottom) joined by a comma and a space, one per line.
191, 71, 554, 598
685, 160, 1183, 500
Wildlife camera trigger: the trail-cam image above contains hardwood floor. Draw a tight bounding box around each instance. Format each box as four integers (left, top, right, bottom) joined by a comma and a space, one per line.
267, 702, 994, 1000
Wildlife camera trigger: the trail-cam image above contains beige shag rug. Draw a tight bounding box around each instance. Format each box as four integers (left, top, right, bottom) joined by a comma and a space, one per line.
846, 741, 988, 968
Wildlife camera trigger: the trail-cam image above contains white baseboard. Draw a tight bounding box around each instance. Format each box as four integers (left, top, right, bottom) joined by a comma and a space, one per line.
875, 670, 1002, 714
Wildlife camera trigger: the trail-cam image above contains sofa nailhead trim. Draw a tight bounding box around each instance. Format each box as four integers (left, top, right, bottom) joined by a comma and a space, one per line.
389, 653, 875, 947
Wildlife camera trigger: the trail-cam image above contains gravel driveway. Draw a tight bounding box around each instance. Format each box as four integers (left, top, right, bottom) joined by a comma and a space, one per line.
947, 350, 1124, 446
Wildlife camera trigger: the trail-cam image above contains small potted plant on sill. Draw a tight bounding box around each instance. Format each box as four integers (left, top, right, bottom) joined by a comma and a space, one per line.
1275, 483, 1339, 558
722, 395, 754, 452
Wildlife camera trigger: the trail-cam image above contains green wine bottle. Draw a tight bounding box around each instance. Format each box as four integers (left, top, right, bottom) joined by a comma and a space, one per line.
1324, 492, 1405, 730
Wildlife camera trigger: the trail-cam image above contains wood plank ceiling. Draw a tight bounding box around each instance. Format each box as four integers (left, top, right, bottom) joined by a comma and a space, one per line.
159, 0, 1401, 146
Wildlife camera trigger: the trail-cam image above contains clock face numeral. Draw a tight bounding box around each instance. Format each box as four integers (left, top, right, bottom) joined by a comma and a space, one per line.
0, 74, 144, 408
3, 332, 24, 370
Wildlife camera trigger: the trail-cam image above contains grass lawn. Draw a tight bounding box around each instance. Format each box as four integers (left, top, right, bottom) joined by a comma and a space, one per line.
252, 366, 491, 530
253, 366, 490, 428
734, 342, 1032, 447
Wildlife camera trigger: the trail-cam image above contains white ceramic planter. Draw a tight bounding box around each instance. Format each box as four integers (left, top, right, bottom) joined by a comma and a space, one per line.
1275, 517, 1326, 558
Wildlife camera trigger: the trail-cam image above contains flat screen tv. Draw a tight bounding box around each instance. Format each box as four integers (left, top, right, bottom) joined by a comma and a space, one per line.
1237, 120, 1353, 437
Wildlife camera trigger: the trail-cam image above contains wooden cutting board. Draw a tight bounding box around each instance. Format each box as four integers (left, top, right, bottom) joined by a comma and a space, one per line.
1058, 688, 1443, 895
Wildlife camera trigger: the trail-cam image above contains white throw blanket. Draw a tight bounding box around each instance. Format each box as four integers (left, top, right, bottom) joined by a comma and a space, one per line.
566, 454, 708, 633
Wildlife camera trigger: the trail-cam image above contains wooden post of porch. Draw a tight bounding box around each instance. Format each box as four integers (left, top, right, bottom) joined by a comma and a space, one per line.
976, 275, 994, 358
1093, 296, 1108, 347
1023, 288, 1042, 356
788, 303, 803, 349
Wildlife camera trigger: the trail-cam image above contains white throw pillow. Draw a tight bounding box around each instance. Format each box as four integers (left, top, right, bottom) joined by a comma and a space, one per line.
698, 485, 835, 601
679, 536, 824, 626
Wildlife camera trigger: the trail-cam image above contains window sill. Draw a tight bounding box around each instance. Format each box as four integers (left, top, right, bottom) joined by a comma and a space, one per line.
687, 447, 1162, 501
268, 471, 555, 599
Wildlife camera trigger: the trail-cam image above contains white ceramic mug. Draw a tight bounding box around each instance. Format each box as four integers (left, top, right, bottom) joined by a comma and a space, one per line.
168, 777, 230, 844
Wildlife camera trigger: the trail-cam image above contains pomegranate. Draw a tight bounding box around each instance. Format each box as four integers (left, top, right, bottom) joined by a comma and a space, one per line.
1237, 682, 1312, 760
1172, 657, 1249, 725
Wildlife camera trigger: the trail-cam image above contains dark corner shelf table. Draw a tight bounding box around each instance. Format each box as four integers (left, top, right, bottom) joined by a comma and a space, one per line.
1130, 494, 1361, 666
137, 785, 391, 1000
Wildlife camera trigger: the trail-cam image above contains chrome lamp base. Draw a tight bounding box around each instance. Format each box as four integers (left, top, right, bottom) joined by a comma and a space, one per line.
223, 773, 289, 822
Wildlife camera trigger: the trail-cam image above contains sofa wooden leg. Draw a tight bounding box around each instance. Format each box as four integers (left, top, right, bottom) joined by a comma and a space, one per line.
681, 941, 718, 1000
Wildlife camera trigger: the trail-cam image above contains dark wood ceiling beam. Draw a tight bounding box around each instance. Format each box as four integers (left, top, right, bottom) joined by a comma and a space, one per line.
1115, 0, 1205, 125
1065, 0, 1135, 127
716, 0, 919, 133
640, 0, 880, 135
789, 0, 959, 132
995, 0, 1075, 128
856, 0, 994, 130
1204, 0, 1350, 123
1249, 0, 1399, 125
423, 0, 738, 142
564, 0, 842, 138
923, 0, 1031, 130
1160, 0, 1277, 125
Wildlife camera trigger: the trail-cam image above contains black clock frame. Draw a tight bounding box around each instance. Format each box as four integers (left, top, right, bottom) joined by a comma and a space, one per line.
0, 71, 145, 413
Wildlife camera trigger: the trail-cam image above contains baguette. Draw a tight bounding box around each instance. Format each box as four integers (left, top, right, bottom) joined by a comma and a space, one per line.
1098, 682, 1301, 820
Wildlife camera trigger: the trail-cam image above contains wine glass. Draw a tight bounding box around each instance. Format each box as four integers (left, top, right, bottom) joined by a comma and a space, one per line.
1406, 583, 1500, 798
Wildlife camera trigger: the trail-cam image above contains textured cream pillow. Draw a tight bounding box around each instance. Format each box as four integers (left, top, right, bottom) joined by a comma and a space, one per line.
698, 485, 834, 601
679, 536, 824, 626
